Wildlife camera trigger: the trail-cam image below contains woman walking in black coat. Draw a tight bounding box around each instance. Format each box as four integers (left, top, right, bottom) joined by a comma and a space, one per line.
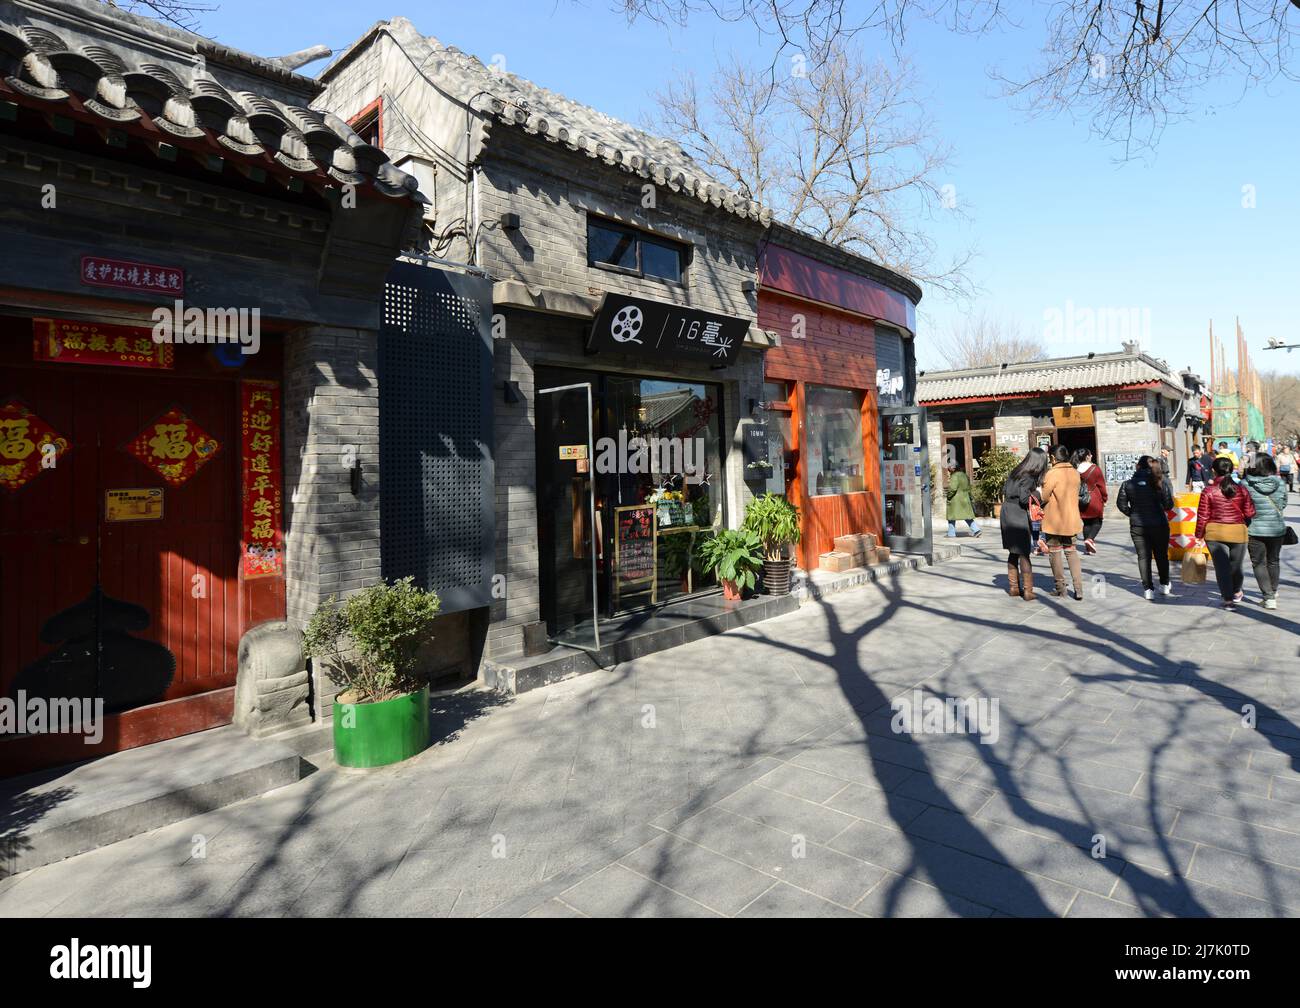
1116, 456, 1175, 600
1000, 447, 1050, 601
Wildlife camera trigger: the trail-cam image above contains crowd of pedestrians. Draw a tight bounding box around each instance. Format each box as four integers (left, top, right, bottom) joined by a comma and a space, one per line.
994, 438, 1295, 609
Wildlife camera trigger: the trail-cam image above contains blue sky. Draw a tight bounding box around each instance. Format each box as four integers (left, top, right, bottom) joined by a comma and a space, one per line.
197, 1, 1298, 379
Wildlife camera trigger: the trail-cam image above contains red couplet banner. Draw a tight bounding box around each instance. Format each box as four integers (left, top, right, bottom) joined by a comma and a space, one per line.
239, 379, 283, 579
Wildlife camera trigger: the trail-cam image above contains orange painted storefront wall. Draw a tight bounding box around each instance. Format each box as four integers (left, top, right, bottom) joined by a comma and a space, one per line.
759, 292, 882, 569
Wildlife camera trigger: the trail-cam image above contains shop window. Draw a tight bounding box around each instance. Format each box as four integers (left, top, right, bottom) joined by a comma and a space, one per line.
806, 385, 865, 495
587, 217, 689, 283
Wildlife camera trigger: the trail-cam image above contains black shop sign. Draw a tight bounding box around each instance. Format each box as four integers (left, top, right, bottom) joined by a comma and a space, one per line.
587, 294, 747, 366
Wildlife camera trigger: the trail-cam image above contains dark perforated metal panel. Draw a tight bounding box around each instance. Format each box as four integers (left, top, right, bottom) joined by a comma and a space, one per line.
379, 260, 494, 612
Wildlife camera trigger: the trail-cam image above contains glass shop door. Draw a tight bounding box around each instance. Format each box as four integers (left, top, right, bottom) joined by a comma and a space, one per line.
536, 382, 601, 652
880, 406, 933, 556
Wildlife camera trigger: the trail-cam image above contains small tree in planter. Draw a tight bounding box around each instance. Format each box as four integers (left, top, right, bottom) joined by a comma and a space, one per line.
697, 528, 764, 600
741, 492, 802, 595
972, 445, 1020, 518
303, 577, 440, 768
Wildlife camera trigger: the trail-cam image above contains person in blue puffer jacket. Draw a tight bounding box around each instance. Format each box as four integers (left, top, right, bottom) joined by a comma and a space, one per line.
1242, 454, 1290, 610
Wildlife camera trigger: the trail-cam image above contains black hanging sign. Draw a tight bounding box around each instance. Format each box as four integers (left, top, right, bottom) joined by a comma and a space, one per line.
587, 294, 748, 366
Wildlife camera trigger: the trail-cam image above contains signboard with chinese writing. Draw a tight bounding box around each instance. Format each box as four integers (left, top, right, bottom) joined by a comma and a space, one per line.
33, 318, 174, 369
613, 505, 657, 608
1114, 406, 1147, 423
1052, 405, 1095, 428
240, 380, 283, 579
586, 294, 747, 366
883, 460, 914, 494
81, 256, 183, 296
105, 488, 164, 522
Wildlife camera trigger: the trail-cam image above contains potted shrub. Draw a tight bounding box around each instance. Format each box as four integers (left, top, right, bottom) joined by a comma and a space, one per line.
697, 528, 764, 600
972, 445, 1020, 519
742, 492, 802, 595
302, 576, 441, 769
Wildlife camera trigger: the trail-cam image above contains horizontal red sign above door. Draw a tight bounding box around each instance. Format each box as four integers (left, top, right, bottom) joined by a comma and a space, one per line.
33, 318, 174, 369
81, 256, 184, 296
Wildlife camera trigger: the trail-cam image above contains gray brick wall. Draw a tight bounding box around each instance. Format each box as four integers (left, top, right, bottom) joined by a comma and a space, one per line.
283, 325, 382, 627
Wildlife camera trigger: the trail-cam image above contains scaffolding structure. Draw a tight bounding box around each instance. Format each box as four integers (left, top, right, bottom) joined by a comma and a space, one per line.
1208, 319, 1271, 448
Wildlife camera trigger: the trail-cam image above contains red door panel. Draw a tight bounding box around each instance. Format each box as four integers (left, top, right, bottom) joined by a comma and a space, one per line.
98, 374, 240, 699
0, 370, 98, 698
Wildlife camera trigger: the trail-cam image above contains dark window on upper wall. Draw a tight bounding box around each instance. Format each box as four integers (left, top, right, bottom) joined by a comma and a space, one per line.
350, 101, 382, 148
587, 217, 688, 283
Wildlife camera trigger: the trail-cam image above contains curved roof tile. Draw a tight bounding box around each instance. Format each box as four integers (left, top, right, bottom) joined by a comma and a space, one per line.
0, 8, 424, 203
917, 352, 1180, 402
327, 17, 769, 224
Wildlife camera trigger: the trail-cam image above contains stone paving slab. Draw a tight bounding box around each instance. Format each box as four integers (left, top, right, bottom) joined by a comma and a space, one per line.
2, 502, 1299, 917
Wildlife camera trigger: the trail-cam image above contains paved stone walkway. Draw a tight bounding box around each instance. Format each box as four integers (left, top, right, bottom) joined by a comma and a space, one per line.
2, 504, 1298, 917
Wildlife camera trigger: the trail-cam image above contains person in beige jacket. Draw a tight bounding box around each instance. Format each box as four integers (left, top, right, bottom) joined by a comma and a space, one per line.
1041, 445, 1085, 599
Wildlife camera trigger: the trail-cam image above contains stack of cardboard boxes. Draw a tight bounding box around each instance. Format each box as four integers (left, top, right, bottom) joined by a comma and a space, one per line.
818, 534, 891, 573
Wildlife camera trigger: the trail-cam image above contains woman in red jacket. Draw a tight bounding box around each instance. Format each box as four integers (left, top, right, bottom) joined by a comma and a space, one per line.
1072, 448, 1108, 554
1195, 456, 1257, 609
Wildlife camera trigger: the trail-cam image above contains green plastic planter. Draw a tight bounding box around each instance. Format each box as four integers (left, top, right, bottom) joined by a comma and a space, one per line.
333, 686, 430, 768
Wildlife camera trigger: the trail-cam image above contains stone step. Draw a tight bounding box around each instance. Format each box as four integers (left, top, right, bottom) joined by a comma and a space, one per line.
0, 725, 301, 877
482, 592, 800, 694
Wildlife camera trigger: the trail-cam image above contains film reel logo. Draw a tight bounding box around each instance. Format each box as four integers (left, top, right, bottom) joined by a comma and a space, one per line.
610, 305, 644, 345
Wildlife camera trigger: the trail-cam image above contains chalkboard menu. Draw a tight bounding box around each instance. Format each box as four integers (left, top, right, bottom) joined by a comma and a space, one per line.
614, 505, 657, 605
1103, 452, 1142, 485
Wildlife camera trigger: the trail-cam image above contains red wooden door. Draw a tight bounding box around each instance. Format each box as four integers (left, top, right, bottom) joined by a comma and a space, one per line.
2, 362, 241, 776
98, 374, 240, 701
0, 370, 99, 697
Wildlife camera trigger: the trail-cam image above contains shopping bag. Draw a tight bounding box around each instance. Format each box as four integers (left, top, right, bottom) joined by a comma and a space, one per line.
1181, 551, 1207, 585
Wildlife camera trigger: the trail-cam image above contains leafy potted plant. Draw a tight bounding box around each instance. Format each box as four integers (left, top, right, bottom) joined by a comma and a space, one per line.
972, 445, 1020, 518
302, 577, 441, 769
741, 492, 802, 595
697, 527, 764, 600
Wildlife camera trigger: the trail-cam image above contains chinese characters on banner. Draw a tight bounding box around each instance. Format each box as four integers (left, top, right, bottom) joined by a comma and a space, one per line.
240, 380, 283, 579
33, 317, 174, 369
0, 400, 71, 492
883, 460, 914, 494
125, 407, 221, 486
80, 256, 184, 296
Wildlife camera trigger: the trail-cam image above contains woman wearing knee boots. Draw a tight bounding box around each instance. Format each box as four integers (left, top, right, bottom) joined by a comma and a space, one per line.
1000, 448, 1050, 600
1041, 445, 1086, 599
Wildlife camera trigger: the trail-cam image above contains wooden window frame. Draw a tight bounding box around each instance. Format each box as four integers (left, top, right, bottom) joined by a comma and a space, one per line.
349, 97, 383, 148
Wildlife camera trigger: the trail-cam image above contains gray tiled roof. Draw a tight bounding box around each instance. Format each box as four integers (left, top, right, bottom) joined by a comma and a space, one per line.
326, 17, 770, 223
918, 351, 1180, 402
0, 0, 423, 200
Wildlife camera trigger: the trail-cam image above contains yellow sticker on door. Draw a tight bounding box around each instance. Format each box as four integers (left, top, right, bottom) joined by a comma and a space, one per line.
105, 487, 164, 522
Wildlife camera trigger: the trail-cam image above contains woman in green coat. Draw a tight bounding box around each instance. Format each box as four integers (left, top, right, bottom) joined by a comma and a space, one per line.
945, 463, 981, 537
1243, 454, 1289, 609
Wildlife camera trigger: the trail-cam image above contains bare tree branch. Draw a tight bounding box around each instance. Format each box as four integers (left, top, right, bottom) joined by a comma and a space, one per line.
930, 309, 1046, 368
652, 45, 977, 297
111, 1, 218, 34
618, 1, 1300, 152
